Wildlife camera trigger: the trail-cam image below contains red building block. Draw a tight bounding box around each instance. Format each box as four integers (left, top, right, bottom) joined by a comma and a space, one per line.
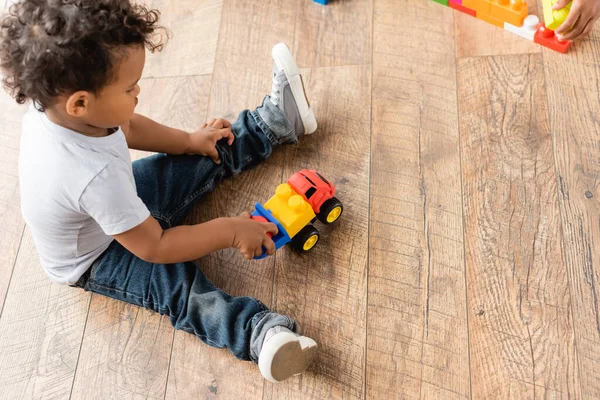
450, 1, 476, 16
533, 25, 572, 53
450, 0, 462, 5
490, 0, 527, 27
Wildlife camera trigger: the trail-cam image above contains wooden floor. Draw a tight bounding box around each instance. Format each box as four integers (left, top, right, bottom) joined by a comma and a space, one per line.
0, 0, 599, 398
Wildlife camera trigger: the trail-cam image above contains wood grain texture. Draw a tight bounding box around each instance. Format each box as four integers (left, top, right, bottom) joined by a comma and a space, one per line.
0, 90, 27, 318
0, 231, 91, 400
142, 0, 222, 78
455, 0, 540, 57
130, 75, 212, 161
164, 1, 294, 397
2, 1, 599, 398
368, 0, 469, 399
293, 0, 372, 68
265, 65, 371, 400
543, 30, 600, 398
69, 76, 210, 400
70, 301, 174, 400
458, 54, 580, 398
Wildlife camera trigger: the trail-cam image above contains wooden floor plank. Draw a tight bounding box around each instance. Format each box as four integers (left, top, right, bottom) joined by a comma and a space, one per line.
164, 1, 296, 397
367, 0, 470, 399
293, 0, 372, 68
0, 90, 27, 318
142, 0, 222, 78
0, 8, 86, 400
458, 53, 581, 398
454, 0, 541, 57
543, 31, 600, 398
264, 64, 371, 400
70, 302, 174, 400
70, 76, 210, 400
0, 230, 91, 400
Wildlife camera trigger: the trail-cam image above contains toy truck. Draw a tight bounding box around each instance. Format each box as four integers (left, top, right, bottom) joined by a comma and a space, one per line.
251, 169, 343, 259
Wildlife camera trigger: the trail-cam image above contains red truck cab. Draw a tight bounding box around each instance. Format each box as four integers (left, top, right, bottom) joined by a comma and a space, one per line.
288, 169, 342, 224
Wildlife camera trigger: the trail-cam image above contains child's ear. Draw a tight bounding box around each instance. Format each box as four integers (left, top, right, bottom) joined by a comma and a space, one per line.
65, 91, 90, 117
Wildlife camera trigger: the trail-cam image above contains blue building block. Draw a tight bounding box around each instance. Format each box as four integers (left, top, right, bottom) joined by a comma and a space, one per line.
313, 0, 329, 4
251, 203, 291, 259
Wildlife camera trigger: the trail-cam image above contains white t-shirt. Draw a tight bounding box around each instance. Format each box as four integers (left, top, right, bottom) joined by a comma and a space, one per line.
19, 107, 150, 285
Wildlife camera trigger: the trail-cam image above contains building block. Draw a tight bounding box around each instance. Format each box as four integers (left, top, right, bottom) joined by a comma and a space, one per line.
430, 0, 573, 54
490, 0, 528, 26
264, 183, 316, 239
475, 0, 492, 16
313, 0, 329, 4
534, 24, 572, 53
251, 203, 291, 260
542, 0, 572, 30
432, 0, 449, 6
463, 0, 477, 9
504, 14, 540, 41
450, 1, 476, 16
477, 12, 504, 27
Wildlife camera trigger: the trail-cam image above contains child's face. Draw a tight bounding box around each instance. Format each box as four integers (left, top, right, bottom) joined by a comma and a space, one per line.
85, 45, 145, 129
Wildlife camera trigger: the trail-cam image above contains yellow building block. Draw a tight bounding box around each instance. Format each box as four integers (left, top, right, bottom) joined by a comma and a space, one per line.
264, 184, 316, 239
542, 0, 571, 30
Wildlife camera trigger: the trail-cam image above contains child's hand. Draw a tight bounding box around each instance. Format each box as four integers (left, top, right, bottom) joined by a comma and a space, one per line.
554, 0, 600, 40
230, 212, 278, 259
187, 118, 235, 164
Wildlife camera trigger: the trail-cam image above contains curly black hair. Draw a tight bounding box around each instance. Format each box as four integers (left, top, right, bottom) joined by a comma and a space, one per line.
0, 0, 167, 110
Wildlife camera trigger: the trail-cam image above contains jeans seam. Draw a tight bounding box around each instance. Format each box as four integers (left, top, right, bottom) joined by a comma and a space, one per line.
252, 109, 296, 146
88, 280, 144, 301
150, 212, 170, 227
176, 325, 220, 347
251, 110, 278, 146
163, 179, 215, 224
250, 297, 268, 313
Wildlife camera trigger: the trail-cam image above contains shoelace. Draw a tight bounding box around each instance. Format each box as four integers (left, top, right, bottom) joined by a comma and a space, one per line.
270, 72, 286, 106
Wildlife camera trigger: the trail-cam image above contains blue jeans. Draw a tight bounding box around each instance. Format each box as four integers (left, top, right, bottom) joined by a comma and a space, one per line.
74, 98, 297, 363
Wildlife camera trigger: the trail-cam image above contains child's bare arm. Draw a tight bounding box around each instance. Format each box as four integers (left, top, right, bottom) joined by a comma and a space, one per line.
113, 213, 278, 264
554, 0, 600, 40
122, 113, 190, 154
123, 114, 235, 163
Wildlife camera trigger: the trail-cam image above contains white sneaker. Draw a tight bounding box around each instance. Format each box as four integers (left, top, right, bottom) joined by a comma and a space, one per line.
258, 326, 318, 383
270, 43, 318, 135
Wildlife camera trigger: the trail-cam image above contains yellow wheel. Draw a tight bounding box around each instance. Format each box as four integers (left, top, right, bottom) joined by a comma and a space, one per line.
303, 234, 319, 251
317, 197, 344, 225
326, 206, 342, 223
291, 225, 320, 253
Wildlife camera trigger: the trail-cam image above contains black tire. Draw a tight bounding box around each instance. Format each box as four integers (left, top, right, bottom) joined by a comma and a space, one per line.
317, 197, 344, 224
291, 225, 320, 253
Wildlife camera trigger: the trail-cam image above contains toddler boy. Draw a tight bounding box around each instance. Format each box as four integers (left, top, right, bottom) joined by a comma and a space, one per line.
0, 0, 317, 383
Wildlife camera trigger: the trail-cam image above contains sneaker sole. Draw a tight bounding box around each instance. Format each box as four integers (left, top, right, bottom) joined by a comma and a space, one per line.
272, 43, 318, 135
258, 332, 318, 383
